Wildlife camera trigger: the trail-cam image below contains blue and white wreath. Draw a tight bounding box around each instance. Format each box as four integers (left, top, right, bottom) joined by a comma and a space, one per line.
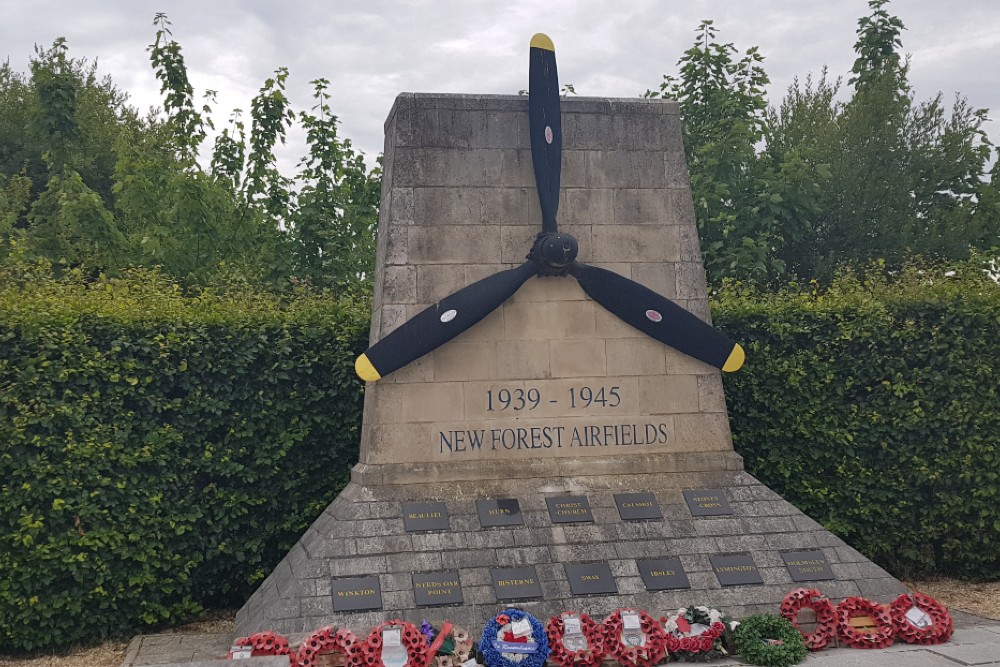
478, 609, 549, 667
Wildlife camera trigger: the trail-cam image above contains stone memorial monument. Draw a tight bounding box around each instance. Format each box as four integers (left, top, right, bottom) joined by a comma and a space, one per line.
236, 36, 904, 636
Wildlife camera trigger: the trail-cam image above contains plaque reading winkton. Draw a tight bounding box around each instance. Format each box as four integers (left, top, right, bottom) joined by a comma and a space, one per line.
331, 576, 382, 612
402, 501, 450, 532
565, 562, 617, 596
781, 550, 835, 582
637, 558, 691, 591
710, 553, 764, 587
413, 570, 464, 607
477, 498, 524, 528
546, 495, 594, 523
614, 492, 663, 521
682, 489, 734, 517
491, 566, 543, 601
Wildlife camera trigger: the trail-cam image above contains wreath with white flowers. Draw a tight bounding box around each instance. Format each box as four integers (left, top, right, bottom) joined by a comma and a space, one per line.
419, 621, 475, 667
361, 620, 431, 667
601, 609, 667, 667
835, 597, 894, 649
545, 611, 606, 667
661, 605, 728, 662
296, 626, 360, 667
779, 588, 837, 651
478, 609, 549, 667
889, 591, 953, 645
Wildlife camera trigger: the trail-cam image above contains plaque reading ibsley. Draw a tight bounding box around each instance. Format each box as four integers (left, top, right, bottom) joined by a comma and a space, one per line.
683, 489, 734, 517
614, 493, 662, 521
331, 576, 382, 612
413, 570, 464, 607
476, 499, 524, 528
710, 553, 764, 586
781, 550, 835, 582
491, 566, 543, 601
402, 501, 450, 532
565, 562, 617, 596
546, 496, 594, 523
637, 558, 691, 591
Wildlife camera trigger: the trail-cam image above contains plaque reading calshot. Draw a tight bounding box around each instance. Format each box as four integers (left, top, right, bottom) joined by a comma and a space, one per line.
637, 558, 691, 591
614, 492, 662, 521
413, 570, 464, 607
491, 566, 543, 601
331, 576, 382, 612
546, 495, 594, 523
565, 562, 617, 596
781, 550, 835, 582
402, 501, 450, 532
710, 553, 764, 587
476, 498, 524, 528
683, 489, 734, 517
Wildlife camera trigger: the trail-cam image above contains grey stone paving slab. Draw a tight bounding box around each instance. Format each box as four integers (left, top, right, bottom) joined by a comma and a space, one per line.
928, 641, 1000, 665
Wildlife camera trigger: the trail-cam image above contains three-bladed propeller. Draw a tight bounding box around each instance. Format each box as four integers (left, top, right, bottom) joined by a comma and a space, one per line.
355, 33, 744, 382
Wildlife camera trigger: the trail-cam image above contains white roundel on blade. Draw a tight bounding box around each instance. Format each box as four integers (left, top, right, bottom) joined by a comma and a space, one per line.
545, 126, 553, 144
440, 309, 457, 323
645, 309, 663, 323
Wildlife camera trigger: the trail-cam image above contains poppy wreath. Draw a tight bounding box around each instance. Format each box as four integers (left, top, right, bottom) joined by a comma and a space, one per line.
231, 630, 298, 665
296, 626, 360, 667
420, 621, 475, 667
835, 597, 894, 649
545, 612, 606, 667
601, 609, 667, 667
360, 620, 431, 667
889, 592, 953, 645
661, 605, 727, 661
478, 609, 550, 667
779, 588, 837, 651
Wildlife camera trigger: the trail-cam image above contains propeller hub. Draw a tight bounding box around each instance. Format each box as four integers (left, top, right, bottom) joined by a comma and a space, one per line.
529, 232, 578, 276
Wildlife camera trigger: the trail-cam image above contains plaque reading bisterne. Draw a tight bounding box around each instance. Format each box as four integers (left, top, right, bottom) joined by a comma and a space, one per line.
781, 550, 836, 582
412, 570, 464, 607
491, 566, 543, 601
614, 492, 663, 521
331, 575, 382, 612
546, 496, 594, 523
565, 562, 617, 596
401, 501, 450, 532
637, 558, 691, 591
476, 498, 524, 528
710, 553, 764, 587
682, 489, 734, 517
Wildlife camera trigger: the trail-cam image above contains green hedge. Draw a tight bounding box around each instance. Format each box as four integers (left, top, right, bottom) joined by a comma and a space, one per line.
714, 266, 1000, 580
0, 264, 369, 651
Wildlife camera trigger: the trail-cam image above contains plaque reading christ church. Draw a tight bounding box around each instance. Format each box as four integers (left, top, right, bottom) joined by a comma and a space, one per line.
546, 496, 594, 523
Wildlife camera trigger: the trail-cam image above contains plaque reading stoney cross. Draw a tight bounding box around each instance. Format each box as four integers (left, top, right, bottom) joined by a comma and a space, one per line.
491, 566, 543, 601
402, 501, 450, 532
565, 562, 617, 596
546, 496, 594, 523
637, 558, 691, 591
710, 553, 763, 587
413, 570, 464, 607
781, 550, 835, 582
614, 493, 662, 521
477, 499, 524, 528
683, 489, 734, 517
331, 576, 383, 612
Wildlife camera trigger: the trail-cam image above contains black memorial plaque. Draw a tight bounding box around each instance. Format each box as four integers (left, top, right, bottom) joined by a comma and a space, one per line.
546, 495, 594, 523
491, 566, 543, 601
565, 562, 617, 596
413, 570, 464, 607
781, 550, 835, 582
402, 501, 450, 532
477, 498, 524, 528
710, 553, 764, 586
682, 489, 734, 517
637, 558, 691, 591
331, 575, 382, 612
614, 492, 663, 521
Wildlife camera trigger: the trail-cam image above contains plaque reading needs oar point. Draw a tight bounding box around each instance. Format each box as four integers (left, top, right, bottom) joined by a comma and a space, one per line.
476, 498, 524, 528
331, 575, 382, 612
637, 557, 691, 591
402, 501, 450, 532
683, 489, 734, 517
781, 550, 836, 582
565, 562, 618, 596
614, 492, 662, 521
710, 553, 763, 587
413, 570, 464, 607
546, 495, 593, 523
491, 566, 543, 601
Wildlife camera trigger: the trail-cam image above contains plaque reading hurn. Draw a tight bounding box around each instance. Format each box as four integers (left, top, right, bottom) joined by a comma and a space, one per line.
477, 499, 524, 528
331, 576, 382, 612
710, 553, 763, 587
615, 492, 662, 521
413, 570, 464, 607
683, 489, 733, 517
565, 562, 617, 596
638, 558, 691, 591
782, 550, 835, 582
402, 501, 450, 532
491, 566, 543, 601
546, 496, 594, 523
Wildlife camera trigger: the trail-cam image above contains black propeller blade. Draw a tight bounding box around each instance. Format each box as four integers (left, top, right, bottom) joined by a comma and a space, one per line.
528, 33, 561, 234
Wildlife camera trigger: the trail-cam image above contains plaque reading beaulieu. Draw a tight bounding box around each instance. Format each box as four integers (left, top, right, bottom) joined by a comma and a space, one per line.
402, 501, 450, 532
476, 499, 524, 528
781, 550, 835, 582
710, 553, 764, 587
565, 562, 617, 596
491, 566, 543, 601
614, 492, 662, 521
683, 489, 734, 517
546, 496, 594, 523
413, 570, 464, 607
331, 576, 383, 612
637, 558, 691, 591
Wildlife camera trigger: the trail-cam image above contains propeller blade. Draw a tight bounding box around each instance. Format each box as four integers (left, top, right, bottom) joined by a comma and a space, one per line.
572, 264, 745, 372
529, 33, 561, 234
356, 262, 537, 381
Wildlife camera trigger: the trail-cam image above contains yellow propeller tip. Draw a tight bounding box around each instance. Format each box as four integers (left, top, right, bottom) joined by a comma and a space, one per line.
722, 343, 745, 373
530, 33, 554, 51
355, 354, 381, 382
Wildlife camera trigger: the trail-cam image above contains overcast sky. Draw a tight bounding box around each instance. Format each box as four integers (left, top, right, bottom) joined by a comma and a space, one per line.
3, 0, 999, 171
